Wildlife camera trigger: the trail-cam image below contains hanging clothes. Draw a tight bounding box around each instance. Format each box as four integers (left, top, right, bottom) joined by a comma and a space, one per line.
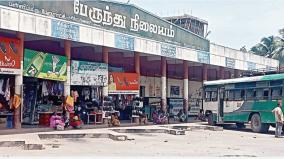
42, 81, 49, 97
4, 78, 10, 101
47, 81, 53, 95
58, 83, 64, 96
0, 79, 4, 95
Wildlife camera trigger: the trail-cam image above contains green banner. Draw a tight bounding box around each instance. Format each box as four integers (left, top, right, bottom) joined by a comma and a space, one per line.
23, 49, 67, 81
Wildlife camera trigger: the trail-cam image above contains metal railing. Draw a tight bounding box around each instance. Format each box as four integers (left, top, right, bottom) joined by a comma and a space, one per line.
241, 67, 280, 77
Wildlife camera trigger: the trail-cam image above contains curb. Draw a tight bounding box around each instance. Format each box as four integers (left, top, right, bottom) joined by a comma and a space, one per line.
38, 133, 128, 141
0, 141, 44, 150
111, 128, 185, 135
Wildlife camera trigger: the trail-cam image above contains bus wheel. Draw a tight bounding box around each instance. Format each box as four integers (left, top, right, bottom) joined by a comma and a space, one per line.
208, 113, 216, 126
250, 113, 269, 133
236, 123, 245, 129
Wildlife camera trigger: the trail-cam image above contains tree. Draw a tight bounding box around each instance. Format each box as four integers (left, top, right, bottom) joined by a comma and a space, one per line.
250, 33, 284, 66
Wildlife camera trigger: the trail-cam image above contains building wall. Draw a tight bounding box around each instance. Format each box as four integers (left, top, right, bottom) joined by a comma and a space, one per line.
140, 76, 203, 98
210, 43, 279, 70
0, 6, 278, 71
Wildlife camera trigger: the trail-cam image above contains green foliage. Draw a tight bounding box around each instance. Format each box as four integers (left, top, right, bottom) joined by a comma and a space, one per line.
250, 29, 284, 66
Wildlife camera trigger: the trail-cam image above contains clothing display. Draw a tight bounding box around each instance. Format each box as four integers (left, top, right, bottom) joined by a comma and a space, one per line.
0, 79, 4, 95
0, 77, 15, 115
4, 78, 10, 101
22, 78, 64, 125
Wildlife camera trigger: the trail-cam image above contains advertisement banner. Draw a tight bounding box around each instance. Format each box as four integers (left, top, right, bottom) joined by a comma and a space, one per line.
0, 37, 21, 74
168, 98, 183, 116
23, 49, 67, 81
71, 60, 108, 86
108, 72, 139, 94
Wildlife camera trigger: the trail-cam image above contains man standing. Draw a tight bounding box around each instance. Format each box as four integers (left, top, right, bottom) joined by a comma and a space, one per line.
272, 100, 284, 138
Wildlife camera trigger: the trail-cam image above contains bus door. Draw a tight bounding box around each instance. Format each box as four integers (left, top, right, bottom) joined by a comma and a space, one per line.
218, 87, 225, 122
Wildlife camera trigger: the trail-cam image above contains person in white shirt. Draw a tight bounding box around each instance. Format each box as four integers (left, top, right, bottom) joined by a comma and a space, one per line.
272, 100, 284, 138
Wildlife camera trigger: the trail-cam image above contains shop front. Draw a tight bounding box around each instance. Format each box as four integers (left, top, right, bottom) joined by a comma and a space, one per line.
22, 49, 67, 126
108, 72, 140, 120
70, 60, 108, 125
0, 37, 21, 129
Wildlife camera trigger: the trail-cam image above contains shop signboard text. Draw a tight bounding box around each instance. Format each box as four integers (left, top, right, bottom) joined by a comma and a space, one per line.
71, 60, 108, 86
0, 0, 209, 51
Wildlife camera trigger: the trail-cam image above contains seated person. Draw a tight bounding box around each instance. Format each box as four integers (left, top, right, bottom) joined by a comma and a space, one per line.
177, 109, 187, 122
49, 112, 65, 130
139, 110, 148, 125
153, 109, 168, 124
111, 112, 120, 127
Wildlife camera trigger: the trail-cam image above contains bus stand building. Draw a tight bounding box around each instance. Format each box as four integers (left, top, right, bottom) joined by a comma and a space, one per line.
0, 0, 279, 129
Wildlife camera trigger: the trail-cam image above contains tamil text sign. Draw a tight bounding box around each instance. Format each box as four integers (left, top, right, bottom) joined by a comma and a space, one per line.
71, 60, 108, 86
0, 0, 209, 51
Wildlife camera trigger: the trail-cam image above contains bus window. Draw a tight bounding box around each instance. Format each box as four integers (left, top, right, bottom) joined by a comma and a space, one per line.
225, 90, 234, 101
234, 90, 242, 101
256, 89, 263, 100
205, 92, 211, 101
246, 89, 254, 100
211, 91, 218, 101
271, 88, 281, 100
263, 89, 269, 100
241, 90, 245, 100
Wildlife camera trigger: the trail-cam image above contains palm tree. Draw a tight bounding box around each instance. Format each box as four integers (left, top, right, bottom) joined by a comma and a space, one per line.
250, 34, 284, 66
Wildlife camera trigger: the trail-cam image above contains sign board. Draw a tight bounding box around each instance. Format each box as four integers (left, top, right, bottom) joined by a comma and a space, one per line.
0, 37, 21, 74
51, 19, 80, 41
197, 51, 210, 64
23, 49, 67, 81
170, 86, 180, 97
115, 34, 134, 51
71, 60, 108, 86
161, 44, 176, 58
247, 62, 256, 70
108, 72, 139, 94
168, 98, 183, 116
226, 57, 235, 69
0, 0, 209, 52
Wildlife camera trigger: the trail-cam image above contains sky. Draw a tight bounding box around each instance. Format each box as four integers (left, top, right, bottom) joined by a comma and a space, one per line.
115, 0, 284, 50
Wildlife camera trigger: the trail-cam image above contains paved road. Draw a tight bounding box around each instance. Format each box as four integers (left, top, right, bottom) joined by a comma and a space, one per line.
0, 123, 282, 157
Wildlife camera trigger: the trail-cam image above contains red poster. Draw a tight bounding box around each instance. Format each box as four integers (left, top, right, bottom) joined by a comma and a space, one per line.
108, 72, 139, 94
0, 37, 21, 74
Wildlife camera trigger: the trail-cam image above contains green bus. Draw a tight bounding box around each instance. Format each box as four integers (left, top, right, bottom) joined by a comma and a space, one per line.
203, 73, 284, 133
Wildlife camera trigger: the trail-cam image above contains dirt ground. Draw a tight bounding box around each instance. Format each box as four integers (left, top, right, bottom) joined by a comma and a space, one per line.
0, 123, 282, 157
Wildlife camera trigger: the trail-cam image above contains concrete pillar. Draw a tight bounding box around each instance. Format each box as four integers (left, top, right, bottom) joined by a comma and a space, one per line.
64, 40, 71, 96
202, 64, 208, 81
102, 46, 109, 97
14, 32, 24, 129
134, 52, 140, 75
183, 61, 189, 119
161, 57, 167, 113
219, 66, 225, 79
